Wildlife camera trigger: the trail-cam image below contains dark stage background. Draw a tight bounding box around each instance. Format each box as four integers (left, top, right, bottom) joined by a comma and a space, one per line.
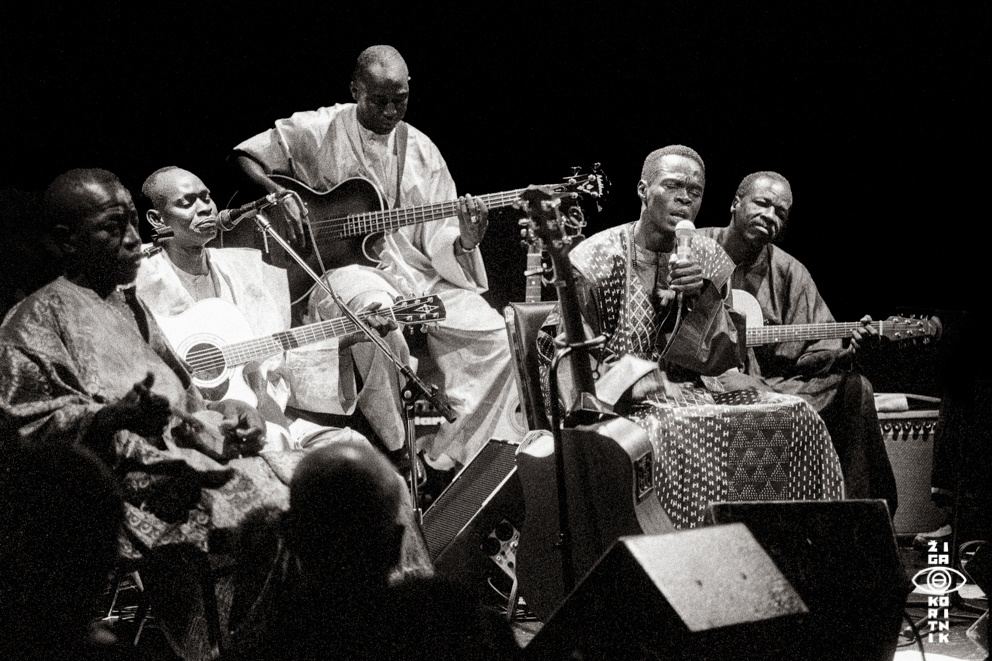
1, 3, 986, 368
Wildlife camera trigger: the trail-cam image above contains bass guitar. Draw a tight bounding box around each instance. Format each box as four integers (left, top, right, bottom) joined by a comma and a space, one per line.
513, 187, 673, 622
154, 295, 445, 406
733, 289, 941, 347
223, 167, 607, 313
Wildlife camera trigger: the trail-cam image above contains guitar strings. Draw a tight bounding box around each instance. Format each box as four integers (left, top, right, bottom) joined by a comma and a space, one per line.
746, 319, 930, 345
305, 188, 543, 240
182, 309, 381, 372
748, 321, 868, 344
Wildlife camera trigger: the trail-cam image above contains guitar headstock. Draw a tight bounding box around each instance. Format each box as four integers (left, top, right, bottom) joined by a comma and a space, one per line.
390, 295, 446, 327
516, 186, 581, 283
552, 163, 610, 208
518, 164, 606, 251
880, 314, 942, 345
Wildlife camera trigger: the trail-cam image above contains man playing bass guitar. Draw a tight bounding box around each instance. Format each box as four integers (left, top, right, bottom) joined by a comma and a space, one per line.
232, 45, 517, 471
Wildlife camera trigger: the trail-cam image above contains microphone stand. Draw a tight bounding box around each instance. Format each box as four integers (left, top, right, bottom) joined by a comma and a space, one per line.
250, 203, 456, 523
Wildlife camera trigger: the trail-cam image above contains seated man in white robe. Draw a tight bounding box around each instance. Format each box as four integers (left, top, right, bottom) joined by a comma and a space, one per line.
0, 168, 432, 660
232, 45, 517, 470
135, 166, 394, 452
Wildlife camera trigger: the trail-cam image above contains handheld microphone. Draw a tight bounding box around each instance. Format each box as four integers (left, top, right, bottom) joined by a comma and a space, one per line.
674, 219, 696, 262
216, 192, 283, 231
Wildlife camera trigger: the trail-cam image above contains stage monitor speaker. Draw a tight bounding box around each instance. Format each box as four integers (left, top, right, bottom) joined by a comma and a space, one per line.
706, 499, 911, 661
421, 439, 525, 584
524, 524, 808, 661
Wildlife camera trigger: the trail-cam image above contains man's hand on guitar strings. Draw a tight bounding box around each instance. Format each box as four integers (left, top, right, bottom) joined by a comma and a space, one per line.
275, 188, 307, 246
846, 315, 880, 356
455, 194, 488, 252
339, 301, 399, 349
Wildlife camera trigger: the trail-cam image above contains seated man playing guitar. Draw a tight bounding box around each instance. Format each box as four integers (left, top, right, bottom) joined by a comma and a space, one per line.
232, 45, 517, 470
538, 146, 844, 528
135, 166, 396, 452
698, 170, 898, 514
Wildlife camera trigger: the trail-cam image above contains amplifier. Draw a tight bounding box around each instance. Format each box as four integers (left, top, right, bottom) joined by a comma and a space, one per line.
879, 407, 944, 535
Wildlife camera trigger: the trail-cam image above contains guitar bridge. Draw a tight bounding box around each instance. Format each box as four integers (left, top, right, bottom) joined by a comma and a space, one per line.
634, 452, 654, 503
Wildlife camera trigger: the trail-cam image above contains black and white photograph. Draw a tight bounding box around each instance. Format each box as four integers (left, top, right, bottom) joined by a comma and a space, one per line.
1, 3, 987, 660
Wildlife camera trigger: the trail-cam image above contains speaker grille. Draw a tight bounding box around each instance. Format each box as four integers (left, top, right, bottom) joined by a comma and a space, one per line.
422, 440, 518, 560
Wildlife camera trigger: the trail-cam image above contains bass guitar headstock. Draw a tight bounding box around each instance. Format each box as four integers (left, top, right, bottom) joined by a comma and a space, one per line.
516, 186, 580, 286
520, 164, 607, 244
551, 163, 610, 211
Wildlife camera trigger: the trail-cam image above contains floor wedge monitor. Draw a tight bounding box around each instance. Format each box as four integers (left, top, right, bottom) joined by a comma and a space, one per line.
706, 499, 911, 661
524, 523, 807, 661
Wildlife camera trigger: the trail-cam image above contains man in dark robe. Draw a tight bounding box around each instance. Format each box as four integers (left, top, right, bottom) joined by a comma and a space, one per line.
699, 170, 898, 513
0, 169, 291, 659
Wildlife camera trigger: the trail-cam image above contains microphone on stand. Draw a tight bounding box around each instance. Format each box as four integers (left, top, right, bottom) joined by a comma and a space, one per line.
141, 226, 175, 259
216, 192, 285, 231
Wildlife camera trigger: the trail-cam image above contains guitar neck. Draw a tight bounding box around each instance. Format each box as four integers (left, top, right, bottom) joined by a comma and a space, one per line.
219, 313, 372, 367
747, 321, 877, 347
524, 248, 543, 304
336, 187, 538, 238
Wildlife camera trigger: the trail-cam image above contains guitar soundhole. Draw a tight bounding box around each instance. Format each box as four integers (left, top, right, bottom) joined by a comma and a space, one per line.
186, 342, 225, 380
634, 453, 654, 502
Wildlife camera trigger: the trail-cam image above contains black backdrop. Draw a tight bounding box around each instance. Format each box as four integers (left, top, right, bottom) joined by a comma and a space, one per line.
1, 2, 986, 368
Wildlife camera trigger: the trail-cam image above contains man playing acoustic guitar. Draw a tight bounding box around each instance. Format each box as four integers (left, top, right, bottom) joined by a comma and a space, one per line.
136, 166, 395, 452
232, 45, 517, 472
699, 171, 898, 513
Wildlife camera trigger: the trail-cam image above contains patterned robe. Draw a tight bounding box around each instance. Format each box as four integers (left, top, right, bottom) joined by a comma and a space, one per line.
539, 223, 843, 527
0, 276, 433, 659
0, 277, 291, 555
699, 226, 897, 509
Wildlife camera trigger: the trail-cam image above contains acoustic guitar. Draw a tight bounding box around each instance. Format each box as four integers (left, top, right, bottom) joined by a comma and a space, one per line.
153, 295, 445, 406
733, 289, 942, 347
513, 187, 673, 622
223, 168, 607, 314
